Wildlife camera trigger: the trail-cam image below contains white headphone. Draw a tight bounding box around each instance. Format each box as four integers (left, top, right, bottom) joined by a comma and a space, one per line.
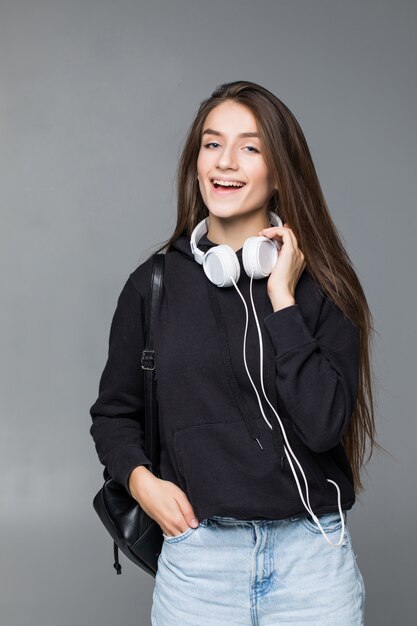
190, 211, 283, 288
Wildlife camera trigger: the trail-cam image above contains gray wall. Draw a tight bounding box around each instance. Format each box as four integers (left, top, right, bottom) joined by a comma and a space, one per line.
1, 0, 415, 624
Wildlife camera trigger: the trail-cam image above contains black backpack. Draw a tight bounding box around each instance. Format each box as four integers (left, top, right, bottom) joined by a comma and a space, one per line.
93, 252, 165, 577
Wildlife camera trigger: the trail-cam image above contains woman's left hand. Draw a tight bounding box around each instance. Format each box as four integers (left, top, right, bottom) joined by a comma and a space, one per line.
257, 222, 306, 311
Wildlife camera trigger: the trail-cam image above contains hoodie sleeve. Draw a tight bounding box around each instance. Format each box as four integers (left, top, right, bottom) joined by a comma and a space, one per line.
263, 297, 360, 453
89, 275, 152, 494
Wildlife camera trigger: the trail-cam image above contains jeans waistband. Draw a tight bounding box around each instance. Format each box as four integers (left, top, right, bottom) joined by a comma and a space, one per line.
200, 515, 272, 528
199, 510, 348, 528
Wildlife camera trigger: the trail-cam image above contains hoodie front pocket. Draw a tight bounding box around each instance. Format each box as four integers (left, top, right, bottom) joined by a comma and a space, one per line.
173, 419, 327, 516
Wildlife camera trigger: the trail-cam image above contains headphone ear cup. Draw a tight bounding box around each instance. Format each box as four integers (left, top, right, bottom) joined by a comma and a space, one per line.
202, 245, 241, 288
242, 236, 279, 279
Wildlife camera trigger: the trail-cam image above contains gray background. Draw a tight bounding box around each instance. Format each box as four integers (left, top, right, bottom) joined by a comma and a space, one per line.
1, 0, 415, 624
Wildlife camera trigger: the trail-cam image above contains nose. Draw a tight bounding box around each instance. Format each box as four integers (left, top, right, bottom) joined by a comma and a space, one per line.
216, 145, 238, 170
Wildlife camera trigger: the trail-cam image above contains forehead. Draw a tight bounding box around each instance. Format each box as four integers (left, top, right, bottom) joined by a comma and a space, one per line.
203, 101, 259, 135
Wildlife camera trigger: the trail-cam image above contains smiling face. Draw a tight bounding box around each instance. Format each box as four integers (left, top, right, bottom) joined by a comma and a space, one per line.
196, 100, 275, 222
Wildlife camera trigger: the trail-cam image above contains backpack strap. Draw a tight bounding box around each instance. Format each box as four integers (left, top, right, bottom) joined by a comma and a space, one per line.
141, 252, 165, 477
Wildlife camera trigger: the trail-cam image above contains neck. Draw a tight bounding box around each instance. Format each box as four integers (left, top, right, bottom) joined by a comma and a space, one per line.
206, 210, 271, 253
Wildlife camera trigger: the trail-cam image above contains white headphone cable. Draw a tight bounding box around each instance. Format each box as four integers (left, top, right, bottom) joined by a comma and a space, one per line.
229, 269, 346, 548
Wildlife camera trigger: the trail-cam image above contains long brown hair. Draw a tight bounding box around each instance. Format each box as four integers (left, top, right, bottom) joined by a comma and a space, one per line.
149, 80, 389, 497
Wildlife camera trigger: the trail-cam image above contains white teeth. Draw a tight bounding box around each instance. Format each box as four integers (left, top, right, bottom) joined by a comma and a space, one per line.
212, 179, 245, 188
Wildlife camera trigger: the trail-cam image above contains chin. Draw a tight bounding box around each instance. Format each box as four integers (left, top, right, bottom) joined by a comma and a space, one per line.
208, 202, 263, 218
206, 206, 245, 219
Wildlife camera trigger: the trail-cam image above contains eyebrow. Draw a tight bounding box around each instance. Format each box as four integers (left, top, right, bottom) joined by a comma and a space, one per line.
202, 128, 260, 138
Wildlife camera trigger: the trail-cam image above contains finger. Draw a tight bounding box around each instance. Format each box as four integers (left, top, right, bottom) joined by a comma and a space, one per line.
257, 226, 292, 238
166, 514, 194, 536
176, 495, 199, 528
258, 226, 296, 249
263, 226, 302, 252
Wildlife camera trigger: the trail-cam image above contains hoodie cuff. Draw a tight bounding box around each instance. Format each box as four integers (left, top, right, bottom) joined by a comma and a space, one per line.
264, 304, 316, 357
110, 444, 153, 495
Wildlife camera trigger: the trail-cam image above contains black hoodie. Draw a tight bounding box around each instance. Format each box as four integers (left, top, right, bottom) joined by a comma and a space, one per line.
89, 231, 360, 522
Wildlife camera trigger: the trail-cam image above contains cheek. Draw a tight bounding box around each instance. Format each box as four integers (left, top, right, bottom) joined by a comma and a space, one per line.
251, 168, 272, 194
197, 148, 211, 172
196, 150, 204, 174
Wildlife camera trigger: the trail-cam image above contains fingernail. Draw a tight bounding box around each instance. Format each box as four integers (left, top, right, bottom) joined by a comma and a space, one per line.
190, 518, 199, 527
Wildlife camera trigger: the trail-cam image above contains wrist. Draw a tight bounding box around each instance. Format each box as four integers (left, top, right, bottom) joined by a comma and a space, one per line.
128, 465, 153, 494
269, 293, 296, 312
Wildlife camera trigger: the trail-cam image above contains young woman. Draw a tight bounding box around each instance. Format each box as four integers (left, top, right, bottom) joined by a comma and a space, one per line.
90, 81, 382, 625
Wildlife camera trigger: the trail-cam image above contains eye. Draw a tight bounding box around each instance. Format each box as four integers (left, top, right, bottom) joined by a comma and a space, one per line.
202, 142, 259, 153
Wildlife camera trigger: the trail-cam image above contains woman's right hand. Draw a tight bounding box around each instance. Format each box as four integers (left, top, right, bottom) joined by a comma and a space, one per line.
128, 465, 199, 537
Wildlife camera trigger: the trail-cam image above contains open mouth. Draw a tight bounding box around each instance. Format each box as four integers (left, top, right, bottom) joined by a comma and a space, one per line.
211, 179, 246, 194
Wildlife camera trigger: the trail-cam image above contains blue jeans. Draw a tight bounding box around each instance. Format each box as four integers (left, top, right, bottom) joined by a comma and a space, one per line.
151, 510, 365, 625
